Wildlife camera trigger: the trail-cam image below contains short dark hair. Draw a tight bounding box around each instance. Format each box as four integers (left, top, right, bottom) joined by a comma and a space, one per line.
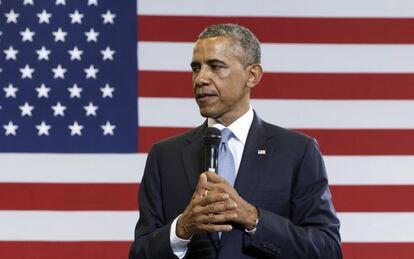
198, 23, 261, 66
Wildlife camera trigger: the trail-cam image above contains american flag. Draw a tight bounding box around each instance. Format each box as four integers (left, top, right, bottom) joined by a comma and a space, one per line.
1, 0, 414, 258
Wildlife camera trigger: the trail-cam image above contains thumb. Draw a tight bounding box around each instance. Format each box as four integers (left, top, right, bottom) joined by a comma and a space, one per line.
195, 173, 207, 198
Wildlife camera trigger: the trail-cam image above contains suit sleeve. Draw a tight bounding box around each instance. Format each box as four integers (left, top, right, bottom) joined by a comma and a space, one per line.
129, 145, 178, 259
243, 139, 342, 258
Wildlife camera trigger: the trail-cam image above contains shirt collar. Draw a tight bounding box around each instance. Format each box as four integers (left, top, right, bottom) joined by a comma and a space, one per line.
207, 107, 253, 145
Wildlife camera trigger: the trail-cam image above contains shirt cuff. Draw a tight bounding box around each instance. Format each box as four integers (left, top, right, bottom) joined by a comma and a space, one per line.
244, 216, 259, 235
170, 215, 191, 258
245, 226, 257, 235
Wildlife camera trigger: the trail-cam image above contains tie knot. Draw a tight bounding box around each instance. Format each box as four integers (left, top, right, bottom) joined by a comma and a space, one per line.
221, 128, 233, 144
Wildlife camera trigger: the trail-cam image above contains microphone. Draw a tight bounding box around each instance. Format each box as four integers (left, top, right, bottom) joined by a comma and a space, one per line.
203, 127, 221, 173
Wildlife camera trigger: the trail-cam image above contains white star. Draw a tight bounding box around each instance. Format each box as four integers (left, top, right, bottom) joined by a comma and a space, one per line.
68, 121, 83, 136
23, 0, 34, 5
101, 46, 115, 61
101, 10, 116, 24
55, 0, 65, 6
88, 0, 98, 6
35, 83, 50, 98
20, 27, 35, 42
19, 101, 34, 116
69, 10, 84, 24
36, 46, 51, 60
84, 65, 99, 79
101, 121, 116, 136
36, 121, 51, 136
68, 46, 83, 61
52, 64, 67, 79
4, 46, 18, 60
3, 121, 19, 136
52, 28, 67, 42
83, 102, 98, 116
68, 83, 83, 98
100, 83, 114, 98
51, 101, 66, 116
20, 64, 35, 79
37, 9, 52, 24
3, 83, 18, 98
85, 28, 99, 42
5, 9, 19, 23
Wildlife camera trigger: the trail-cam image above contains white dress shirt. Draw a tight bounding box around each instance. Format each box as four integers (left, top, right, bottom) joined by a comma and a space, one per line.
170, 107, 254, 258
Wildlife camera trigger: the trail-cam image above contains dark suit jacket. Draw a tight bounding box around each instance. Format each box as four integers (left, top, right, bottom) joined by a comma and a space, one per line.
129, 113, 342, 258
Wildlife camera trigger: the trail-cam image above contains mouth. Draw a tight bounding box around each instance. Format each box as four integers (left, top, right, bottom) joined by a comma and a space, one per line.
196, 92, 218, 104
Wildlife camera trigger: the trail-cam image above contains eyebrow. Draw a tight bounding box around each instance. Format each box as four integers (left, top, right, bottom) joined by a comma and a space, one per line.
206, 59, 226, 66
190, 59, 226, 67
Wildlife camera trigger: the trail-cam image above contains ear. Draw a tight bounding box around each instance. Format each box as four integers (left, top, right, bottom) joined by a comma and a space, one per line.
246, 64, 263, 89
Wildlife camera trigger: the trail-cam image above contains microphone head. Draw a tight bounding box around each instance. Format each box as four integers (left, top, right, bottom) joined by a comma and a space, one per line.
203, 127, 221, 148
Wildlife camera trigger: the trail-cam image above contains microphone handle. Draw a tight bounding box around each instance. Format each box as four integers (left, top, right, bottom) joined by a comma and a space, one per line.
205, 146, 219, 173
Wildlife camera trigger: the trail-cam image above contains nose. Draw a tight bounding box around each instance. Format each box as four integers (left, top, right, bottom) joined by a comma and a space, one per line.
193, 66, 211, 87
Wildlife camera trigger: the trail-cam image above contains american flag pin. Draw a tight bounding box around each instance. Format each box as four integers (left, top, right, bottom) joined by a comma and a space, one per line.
257, 149, 266, 155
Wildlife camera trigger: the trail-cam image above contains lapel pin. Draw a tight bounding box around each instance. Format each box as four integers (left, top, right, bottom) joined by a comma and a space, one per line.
257, 149, 266, 155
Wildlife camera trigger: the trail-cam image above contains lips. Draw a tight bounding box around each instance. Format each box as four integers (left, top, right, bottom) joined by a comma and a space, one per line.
196, 92, 218, 104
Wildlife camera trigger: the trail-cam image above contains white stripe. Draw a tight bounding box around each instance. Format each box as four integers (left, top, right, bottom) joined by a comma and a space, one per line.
0, 154, 145, 183
0, 211, 139, 241
138, 0, 414, 18
339, 212, 414, 242
326, 156, 414, 185
138, 42, 414, 73
138, 98, 414, 129
1, 211, 412, 242
1, 154, 413, 185
1, 155, 413, 185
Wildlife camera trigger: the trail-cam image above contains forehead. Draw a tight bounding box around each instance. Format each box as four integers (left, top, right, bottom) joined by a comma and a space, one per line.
192, 36, 243, 62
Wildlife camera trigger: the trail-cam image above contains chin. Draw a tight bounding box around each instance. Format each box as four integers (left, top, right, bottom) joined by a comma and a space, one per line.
199, 107, 218, 119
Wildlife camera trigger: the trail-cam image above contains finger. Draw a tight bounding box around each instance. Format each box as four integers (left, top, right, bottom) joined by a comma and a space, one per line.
198, 192, 229, 206
198, 200, 238, 214
199, 212, 238, 225
198, 223, 233, 233
204, 181, 235, 196
195, 173, 208, 197
205, 171, 226, 183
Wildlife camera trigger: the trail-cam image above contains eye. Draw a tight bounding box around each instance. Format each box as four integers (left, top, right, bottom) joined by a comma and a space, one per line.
210, 64, 223, 71
191, 65, 200, 73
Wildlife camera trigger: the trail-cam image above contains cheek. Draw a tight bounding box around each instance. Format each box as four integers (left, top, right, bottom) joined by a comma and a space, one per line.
216, 69, 230, 79
191, 76, 197, 91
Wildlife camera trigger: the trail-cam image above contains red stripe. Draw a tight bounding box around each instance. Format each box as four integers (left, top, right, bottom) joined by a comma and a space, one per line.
0, 242, 130, 259
1, 242, 413, 258
138, 127, 414, 155
301, 129, 414, 155
331, 185, 414, 212
138, 127, 188, 152
3, 183, 413, 212
138, 71, 414, 100
138, 15, 414, 43
0, 183, 138, 211
343, 243, 414, 259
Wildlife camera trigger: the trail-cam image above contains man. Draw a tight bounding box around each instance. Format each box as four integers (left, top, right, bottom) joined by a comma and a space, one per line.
130, 24, 342, 258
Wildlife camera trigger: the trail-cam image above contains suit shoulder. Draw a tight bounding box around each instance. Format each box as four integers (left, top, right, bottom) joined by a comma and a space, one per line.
263, 121, 313, 144
149, 125, 202, 152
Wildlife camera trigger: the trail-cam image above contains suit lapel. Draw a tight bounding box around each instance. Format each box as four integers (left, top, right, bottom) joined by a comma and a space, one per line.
181, 123, 206, 192
234, 114, 275, 197
220, 113, 276, 244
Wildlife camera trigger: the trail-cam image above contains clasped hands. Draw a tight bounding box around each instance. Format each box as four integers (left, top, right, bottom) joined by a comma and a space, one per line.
176, 171, 258, 239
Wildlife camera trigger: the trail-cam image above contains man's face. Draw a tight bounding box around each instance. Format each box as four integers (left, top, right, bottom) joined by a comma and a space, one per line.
191, 36, 252, 126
